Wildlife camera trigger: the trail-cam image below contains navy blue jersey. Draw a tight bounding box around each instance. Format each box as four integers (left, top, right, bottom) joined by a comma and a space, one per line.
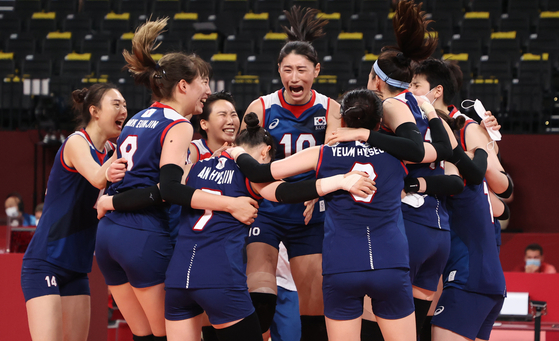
316, 141, 409, 275
165, 153, 262, 290
384, 90, 449, 230
24, 130, 113, 273
443, 121, 506, 296
105, 102, 190, 233
257, 89, 332, 225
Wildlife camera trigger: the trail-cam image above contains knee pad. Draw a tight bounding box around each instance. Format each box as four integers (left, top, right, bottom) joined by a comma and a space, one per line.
250, 292, 277, 332
133, 335, 154, 341
202, 326, 219, 341
419, 316, 433, 341
414, 297, 432, 336
153, 336, 166, 341
360, 319, 384, 341
247, 272, 277, 294
214, 311, 262, 341
300, 315, 327, 341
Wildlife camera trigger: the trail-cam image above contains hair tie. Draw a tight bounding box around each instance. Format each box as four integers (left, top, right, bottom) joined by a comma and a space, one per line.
396, 52, 411, 66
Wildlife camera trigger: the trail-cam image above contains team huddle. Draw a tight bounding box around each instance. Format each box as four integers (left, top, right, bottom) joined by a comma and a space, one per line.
19, 2, 512, 341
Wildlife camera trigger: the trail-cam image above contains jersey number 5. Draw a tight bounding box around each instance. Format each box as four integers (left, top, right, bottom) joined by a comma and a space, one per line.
351, 163, 377, 203
192, 189, 222, 231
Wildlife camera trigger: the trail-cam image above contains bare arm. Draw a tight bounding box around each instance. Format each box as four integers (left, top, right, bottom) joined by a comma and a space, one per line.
64, 135, 119, 189
325, 99, 342, 137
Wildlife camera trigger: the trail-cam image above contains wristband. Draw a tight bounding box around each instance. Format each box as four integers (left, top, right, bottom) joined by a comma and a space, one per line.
404, 177, 420, 193
229, 146, 246, 160
420, 101, 435, 115
320, 173, 362, 195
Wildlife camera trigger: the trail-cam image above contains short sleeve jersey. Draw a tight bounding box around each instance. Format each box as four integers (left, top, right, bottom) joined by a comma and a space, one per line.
316, 141, 409, 275
105, 102, 190, 233
382, 90, 449, 230
443, 120, 506, 296
258, 89, 332, 225
24, 130, 113, 273
165, 153, 262, 290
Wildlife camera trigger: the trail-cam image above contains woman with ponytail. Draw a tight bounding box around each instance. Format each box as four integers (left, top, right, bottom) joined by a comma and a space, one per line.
325, 2, 466, 339
240, 6, 342, 339
21, 83, 128, 341
93, 18, 259, 341
161, 113, 373, 341
231, 89, 421, 341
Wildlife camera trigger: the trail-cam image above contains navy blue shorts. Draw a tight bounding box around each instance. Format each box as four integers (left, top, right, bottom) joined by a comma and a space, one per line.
247, 213, 323, 258
404, 219, 450, 292
21, 258, 90, 302
323, 269, 414, 320
431, 287, 504, 340
165, 287, 255, 325
95, 219, 174, 288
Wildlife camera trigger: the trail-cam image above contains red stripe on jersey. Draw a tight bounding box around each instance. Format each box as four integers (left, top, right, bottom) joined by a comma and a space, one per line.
221, 151, 233, 159
448, 105, 459, 116
278, 89, 316, 119
60, 144, 78, 173
325, 97, 331, 123
151, 101, 177, 111
400, 161, 409, 175
245, 178, 263, 200
315, 145, 326, 177
160, 120, 189, 146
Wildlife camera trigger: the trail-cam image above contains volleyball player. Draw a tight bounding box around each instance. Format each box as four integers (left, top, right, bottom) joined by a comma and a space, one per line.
164, 112, 374, 341
94, 18, 258, 341
21, 84, 127, 341
241, 6, 341, 339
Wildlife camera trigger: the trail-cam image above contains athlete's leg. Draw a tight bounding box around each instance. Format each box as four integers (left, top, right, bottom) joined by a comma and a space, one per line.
432, 326, 470, 341
213, 311, 262, 341
108, 283, 153, 337
325, 316, 361, 341
377, 313, 417, 341
361, 296, 384, 341
132, 283, 167, 337
60, 295, 90, 341
246, 242, 279, 333
290, 253, 327, 341
166, 314, 203, 341
26, 295, 63, 341
290, 253, 324, 315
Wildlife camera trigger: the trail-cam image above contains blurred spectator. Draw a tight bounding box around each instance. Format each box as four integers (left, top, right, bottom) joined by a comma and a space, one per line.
5, 192, 36, 227
34, 203, 44, 226
514, 243, 557, 274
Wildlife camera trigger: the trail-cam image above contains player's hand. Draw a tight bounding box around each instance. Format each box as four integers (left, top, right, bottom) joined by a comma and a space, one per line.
480, 111, 501, 131
96, 194, 114, 219
326, 128, 369, 145
230, 196, 259, 225
345, 171, 376, 198
226, 146, 247, 161
106, 158, 127, 182
303, 198, 318, 225
212, 142, 232, 158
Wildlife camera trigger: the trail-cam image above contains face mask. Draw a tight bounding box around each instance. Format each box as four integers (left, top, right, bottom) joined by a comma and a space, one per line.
419, 87, 437, 105
526, 259, 541, 267
6, 206, 18, 218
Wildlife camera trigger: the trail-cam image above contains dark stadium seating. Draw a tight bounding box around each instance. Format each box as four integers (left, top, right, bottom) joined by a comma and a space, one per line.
0, 0, 556, 133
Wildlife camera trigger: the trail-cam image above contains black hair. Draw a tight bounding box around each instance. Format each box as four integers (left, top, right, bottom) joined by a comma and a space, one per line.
340, 89, 383, 131
6, 192, 24, 213
414, 58, 458, 105
373, 0, 438, 92
277, 6, 328, 66
435, 109, 465, 132
71, 83, 119, 129
235, 113, 276, 161
198, 91, 237, 140
525, 243, 544, 255
123, 18, 211, 101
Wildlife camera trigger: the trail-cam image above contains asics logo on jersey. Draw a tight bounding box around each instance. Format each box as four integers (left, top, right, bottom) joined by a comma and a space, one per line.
269, 119, 280, 130
434, 306, 444, 316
